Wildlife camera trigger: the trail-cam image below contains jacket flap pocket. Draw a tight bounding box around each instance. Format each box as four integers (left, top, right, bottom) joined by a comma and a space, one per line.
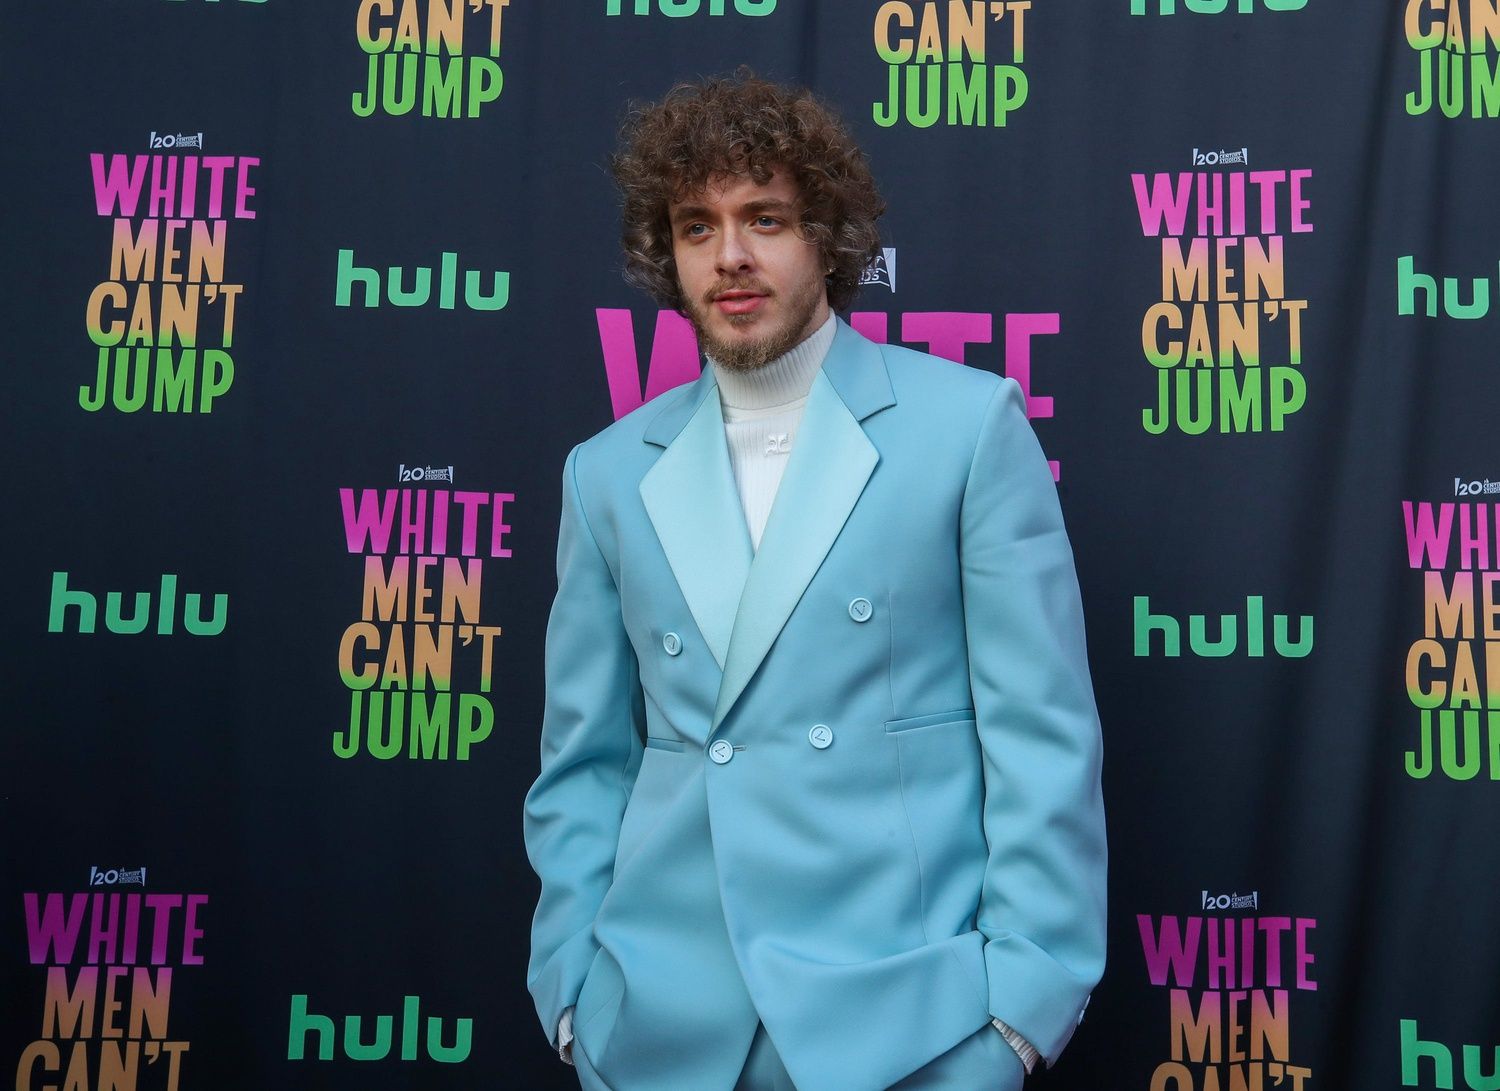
884, 708, 976, 734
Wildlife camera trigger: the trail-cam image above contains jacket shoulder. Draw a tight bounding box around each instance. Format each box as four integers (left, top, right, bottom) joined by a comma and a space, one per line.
584, 381, 692, 447
874, 341, 1009, 419
567, 377, 702, 496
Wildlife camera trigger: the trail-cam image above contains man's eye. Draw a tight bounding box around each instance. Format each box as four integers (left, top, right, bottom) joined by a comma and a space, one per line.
684, 223, 709, 237
755, 216, 780, 228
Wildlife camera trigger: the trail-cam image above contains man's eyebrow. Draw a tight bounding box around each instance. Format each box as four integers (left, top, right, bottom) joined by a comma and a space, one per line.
741, 198, 796, 215
668, 197, 798, 225
669, 203, 712, 225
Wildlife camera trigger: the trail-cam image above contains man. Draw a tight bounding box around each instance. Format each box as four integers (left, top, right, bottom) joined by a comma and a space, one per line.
525, 72, 1106, 1091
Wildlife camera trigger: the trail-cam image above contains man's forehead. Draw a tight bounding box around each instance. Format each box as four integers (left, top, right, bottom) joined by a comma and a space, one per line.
669, 166, 801, 210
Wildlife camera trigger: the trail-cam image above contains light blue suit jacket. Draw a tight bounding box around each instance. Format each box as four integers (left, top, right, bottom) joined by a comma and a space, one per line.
525, 319, 1106, 1090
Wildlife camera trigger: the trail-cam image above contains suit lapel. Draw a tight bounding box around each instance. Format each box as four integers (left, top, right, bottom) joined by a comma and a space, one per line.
639, 369, 752, 670
712, 320, 895, 728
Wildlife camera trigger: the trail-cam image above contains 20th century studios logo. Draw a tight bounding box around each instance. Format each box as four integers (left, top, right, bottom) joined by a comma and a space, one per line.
860, 248, 896, 291
1191, 147, 1248, 167
1202, 889, 1258, 911
1454, 475, 1500, 496
399, 464, 454, 483
148, 131, 203, 149
89, 865, 147, 887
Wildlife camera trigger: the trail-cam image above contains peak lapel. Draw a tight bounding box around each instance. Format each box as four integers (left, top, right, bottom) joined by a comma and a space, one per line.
712, 323, 893, 728
639, 371, 752, 670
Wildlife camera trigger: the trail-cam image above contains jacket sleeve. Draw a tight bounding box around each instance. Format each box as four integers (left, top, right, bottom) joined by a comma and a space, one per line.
523, 443, 645, 1046
959, 377, 1107, 1067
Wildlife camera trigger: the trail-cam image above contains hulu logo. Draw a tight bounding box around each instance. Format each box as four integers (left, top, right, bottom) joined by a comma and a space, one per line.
287, 994, 472, 1064
1130, 0, 1306, 12
1133, 595, 1312, 657
1401, 1019, 1500, 1089
47, 572, 227, 636
335, 249, 509, 311
605, 0, 775, 13
1397, 256, 1493, 321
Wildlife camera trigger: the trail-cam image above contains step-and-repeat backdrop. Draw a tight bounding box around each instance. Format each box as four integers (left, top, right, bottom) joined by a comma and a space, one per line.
4, 2, 1498, 1088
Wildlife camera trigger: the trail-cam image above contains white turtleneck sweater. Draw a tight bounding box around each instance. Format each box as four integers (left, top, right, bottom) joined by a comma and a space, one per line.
557, 313, 1040, 1077
708, 313, 836, 550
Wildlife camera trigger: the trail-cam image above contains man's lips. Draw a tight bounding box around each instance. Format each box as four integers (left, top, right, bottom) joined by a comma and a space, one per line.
712, 290, 768, 316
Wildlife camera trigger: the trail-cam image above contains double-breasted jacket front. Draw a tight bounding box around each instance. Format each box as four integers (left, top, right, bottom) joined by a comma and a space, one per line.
525, 319, 1107, 1091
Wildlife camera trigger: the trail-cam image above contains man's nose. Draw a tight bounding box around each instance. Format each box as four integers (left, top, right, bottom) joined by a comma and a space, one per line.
715, 226, 753, 274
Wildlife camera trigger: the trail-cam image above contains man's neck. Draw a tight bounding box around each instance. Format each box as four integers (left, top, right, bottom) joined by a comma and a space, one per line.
709, 313, 837, 412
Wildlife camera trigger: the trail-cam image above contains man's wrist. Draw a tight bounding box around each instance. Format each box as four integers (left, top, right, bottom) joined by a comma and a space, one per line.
557, 1007, 575, 1066
991, 1016, 1040, 1075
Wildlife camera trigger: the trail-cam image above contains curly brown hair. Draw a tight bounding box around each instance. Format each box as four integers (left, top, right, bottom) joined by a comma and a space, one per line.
611, 70, 885, 313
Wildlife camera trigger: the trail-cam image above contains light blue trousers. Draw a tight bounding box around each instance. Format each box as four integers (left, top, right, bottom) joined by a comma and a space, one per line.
574, 1020, 1026, 1090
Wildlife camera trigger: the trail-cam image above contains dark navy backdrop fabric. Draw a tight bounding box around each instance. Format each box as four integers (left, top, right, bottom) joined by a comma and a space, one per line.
4, 2, 1497, 1088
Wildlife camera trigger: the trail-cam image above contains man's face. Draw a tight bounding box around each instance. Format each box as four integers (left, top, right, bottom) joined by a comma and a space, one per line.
668, 167, 831, 372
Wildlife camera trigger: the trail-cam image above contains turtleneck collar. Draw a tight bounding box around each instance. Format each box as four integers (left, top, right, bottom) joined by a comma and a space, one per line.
708, 312, 836, 412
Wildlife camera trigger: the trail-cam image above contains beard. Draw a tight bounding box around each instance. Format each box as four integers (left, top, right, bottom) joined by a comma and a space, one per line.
682, 272, 826, 372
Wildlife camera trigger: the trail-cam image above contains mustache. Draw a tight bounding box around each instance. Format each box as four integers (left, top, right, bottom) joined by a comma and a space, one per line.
703, 280, 774, 305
